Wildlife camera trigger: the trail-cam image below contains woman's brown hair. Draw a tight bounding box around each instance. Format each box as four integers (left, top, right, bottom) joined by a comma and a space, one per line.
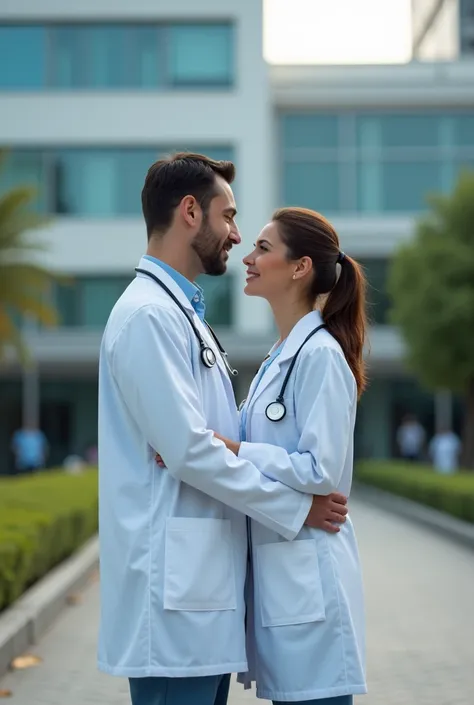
273, 207, 367, 397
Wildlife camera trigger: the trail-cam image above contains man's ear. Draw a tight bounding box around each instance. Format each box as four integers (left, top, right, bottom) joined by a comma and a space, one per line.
179, 195, 202, 229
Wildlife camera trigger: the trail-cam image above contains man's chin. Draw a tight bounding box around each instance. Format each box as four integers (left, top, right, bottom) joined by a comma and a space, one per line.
204, 264, 227, 277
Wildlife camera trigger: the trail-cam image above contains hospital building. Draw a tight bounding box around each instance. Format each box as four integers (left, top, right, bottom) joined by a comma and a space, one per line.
0, 0, 473, 466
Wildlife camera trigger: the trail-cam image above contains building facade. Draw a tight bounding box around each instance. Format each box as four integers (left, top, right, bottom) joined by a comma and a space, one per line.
0, 0, 473, 468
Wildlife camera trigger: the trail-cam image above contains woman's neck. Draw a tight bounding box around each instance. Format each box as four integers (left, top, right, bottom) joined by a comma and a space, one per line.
269, 296, 313, 343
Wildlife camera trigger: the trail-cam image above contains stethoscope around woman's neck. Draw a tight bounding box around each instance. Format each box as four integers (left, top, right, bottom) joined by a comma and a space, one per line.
241, 322, 326, 422
135, 268, 239, 377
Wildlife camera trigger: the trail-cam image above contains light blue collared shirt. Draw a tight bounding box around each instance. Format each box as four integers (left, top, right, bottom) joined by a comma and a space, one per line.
240, 341, 285, 442
143, 255, 205, 321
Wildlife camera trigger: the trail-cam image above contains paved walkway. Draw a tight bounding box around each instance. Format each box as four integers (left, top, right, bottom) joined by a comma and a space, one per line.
1, 498, 473, 704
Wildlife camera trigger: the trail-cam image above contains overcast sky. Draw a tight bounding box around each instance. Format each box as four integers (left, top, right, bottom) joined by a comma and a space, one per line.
264, 0, 412, 64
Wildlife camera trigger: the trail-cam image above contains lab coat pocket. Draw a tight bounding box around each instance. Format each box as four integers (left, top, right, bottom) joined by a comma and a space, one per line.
256, 539, 326, 627
164, 517, 236, 611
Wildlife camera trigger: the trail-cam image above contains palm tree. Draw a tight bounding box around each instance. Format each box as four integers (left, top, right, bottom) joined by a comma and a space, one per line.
0, 150, 60, 363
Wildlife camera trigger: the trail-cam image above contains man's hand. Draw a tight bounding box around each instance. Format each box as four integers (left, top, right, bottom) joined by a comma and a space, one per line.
213, 431, 240, 455
305, 493, 348, 533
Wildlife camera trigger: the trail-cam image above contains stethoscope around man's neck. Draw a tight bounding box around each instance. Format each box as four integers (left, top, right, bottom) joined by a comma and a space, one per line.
135, 268, 238, 377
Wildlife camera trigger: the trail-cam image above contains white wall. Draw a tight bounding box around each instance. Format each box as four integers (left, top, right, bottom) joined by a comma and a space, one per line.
271, 60, 474, 108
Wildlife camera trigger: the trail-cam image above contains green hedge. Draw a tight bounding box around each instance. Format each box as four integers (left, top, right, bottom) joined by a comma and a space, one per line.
0, 469, 98, 611
355, 461, 474, 524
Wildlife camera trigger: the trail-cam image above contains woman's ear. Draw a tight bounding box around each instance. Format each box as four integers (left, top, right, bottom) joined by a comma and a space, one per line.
294, 256, 313, 279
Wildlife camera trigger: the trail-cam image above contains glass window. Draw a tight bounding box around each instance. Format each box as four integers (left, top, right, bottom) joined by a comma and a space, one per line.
358, 160, 442, 212
50, 147, 233, 217
281, 114, 339, 150
80, 277, 132, 326
54, 274, 232, 328
168, 24, 234, 86
0, 151, 46, 212
453, 115, 474, 146
282, 161, 340, 212
197, 274, 233, 327
53, 281, 79, 326
53, 150, 121, 216
117, 149, 157, 215
0, 26, 46, 89
50, 25, 161, 88
130, 26, 162, 88
357, 114, 440, 148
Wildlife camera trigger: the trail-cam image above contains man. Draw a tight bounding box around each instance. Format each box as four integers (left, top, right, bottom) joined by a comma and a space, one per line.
396, 413, 426, 462
98, 153, 348, 705
11, 423, 48, 474
429, 426, 462, 474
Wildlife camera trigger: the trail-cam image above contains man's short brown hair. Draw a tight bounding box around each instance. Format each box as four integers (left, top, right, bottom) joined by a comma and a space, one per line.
141, 152, 235, 239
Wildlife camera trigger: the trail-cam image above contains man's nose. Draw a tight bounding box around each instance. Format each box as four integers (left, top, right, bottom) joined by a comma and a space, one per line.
230, 227, 242, 245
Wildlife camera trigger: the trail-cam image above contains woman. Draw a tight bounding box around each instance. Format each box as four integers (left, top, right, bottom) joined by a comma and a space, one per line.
215, 207, 368, 704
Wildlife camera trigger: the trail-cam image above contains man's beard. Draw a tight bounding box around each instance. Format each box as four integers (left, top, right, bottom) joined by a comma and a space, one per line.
191, 218, 231, 276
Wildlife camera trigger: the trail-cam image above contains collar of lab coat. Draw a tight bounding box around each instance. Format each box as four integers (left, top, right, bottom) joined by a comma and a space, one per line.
245, 310, 325, 413
277, 309, 325, 364
135, 256, 195, 315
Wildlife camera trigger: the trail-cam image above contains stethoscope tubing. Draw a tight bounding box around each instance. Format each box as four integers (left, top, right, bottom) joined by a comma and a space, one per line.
134, 268, 238, 377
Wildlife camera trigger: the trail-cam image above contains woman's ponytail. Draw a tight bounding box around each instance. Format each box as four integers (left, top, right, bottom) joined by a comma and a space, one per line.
323, 254, 367, 398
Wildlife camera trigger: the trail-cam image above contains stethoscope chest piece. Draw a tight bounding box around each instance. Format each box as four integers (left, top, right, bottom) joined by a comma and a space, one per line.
265, 400, 286, 422
201, 347, 217, 368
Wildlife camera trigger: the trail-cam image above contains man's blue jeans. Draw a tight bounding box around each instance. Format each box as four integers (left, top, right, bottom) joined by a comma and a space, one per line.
129, 674, 231, 705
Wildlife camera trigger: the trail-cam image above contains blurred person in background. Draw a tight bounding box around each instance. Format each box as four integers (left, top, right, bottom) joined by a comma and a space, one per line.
97, 153, 348, 705
11, 422, 48, 474
212, 208, 367, 705
429, 426, 462, 474
396, 413, 426, 462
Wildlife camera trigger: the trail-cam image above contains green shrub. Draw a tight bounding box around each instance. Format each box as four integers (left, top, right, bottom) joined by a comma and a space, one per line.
0, 469, 98, 611
355, 461, 474, 524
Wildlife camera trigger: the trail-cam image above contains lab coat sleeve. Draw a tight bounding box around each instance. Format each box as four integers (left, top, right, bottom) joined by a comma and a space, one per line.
110, 304, 311, 540
238, 347, 356, 495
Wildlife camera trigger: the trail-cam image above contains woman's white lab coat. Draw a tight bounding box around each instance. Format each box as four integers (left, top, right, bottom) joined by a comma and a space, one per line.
238, 310, 367, 701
